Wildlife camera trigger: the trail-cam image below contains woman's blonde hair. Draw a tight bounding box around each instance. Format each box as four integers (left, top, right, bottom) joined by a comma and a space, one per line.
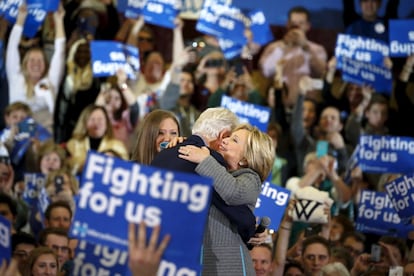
71, 104, 113, 140
235, 123, 275, 182
38, 140, 67, 170
21, 48, 49, 98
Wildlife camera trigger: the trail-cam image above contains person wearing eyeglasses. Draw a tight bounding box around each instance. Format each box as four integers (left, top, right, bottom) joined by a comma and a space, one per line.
301, 235, 331, 276
12, 231, 37, 275
37, 227, 71, 272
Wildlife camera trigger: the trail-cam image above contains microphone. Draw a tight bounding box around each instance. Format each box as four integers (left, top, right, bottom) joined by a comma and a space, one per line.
255, 216, 271, 234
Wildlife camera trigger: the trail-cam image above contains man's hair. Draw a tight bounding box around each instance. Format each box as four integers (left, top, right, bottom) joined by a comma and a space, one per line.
0, 193, 18, 217
192, 107, 239, 140
253, 243, 274, 260
340, 231, 366, 245
45, 200, 73, 221
12, 231, 37, 252
330, 246, 354, 271
379, 236, 407, 263
5, 101, 32, 117
302, 235, 331, 256
288, 6, 310, 21
38, 227, 69, 246
284, 260, 304, 275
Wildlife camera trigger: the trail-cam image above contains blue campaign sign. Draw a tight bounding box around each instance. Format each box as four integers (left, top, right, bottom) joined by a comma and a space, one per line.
389, 19, 414, 57
220, 95, 271, 132
218, 38, 243, 59
142, 0, 181, 29
196, 0, 247, 45
335, 33, 389, 68
384, 173, 414, 221
23, 173, 46, 207
339, 56, 392, 94
44, 0, 59, 11
70, 151, 213, 274
122, 0, 147, 18
356, 190, 413, 237
254, 182, 291, 231
248, 10, 274, 46
72, 240, 129, 276
10, 117, 52, 165
1, 0, 22, 24
90, 41, 139, 79
356, 135, 414, 174
0, 215, 11, 266
24, 0, 48, 38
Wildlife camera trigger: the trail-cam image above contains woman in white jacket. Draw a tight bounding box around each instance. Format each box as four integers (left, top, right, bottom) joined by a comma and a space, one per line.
6, 4, 66, 133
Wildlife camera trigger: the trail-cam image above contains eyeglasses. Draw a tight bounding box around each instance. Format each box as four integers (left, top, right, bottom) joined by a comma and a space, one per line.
13, 250, 30, 259
50, 244, 70, 254
138, 37, 153, 43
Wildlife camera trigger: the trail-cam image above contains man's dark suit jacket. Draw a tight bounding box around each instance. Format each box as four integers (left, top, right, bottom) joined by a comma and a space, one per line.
151, 135, 256, 245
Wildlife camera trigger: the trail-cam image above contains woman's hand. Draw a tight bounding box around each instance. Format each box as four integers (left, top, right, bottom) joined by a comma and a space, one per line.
165, 137, 186, 148
178, 145, 210, 163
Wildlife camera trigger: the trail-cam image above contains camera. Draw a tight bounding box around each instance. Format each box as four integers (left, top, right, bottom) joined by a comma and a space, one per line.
205, 59, 225, 68
370, 244, 382, 263
54, 175, 64, 194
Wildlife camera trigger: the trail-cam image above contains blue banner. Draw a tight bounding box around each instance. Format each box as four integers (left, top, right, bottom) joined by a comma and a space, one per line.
70, 151, 213, 274
90, 41, 139, 79
339, 56, 392, 94
220, 95, 271, 132
142, 0, 181, 29
72, 240, 129, 276
10, 117, 52, 165
196, 0, 247, 45
248, 10, 274, 46
23, 173, 46, 207
389, 19, 414, 57
384, 173, 414, 221
218, 38, 243, 59
356, 190, 412, 237
356, 135, 414, 174
122, 0, 147, 18
254, 182, 290, 231
0, 216, 11, 266
335, 34, 389, 68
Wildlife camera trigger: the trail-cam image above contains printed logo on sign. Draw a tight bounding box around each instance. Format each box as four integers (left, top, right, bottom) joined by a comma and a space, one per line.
294, 199, 322, 221
72, 221, 89, 238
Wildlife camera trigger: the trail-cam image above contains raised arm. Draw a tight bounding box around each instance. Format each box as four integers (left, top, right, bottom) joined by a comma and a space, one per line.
6, 4, 27, 77
48, 4, 66, 94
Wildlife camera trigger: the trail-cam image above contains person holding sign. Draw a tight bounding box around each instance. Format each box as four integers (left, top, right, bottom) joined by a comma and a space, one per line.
6, 4, 66, 134
259, 6, 327, 110
177, 123, 275, 275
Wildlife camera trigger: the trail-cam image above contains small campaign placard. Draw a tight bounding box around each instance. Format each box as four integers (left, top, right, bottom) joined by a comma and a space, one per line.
384, 173, 414, 221
338, 56, 392, 94
389, 19, 414, 57
142, 0, 181, 29
356, 190, 413, 237
248, 10, 274, 46
335, 33, 389, 68
0, 216, 11, 266
356, 135, 414, 174
220, 95, 271, 132
196, 0, 247, 45
70, 151, 213, 274
254, 182, 291, 231
91, 41, 139, 79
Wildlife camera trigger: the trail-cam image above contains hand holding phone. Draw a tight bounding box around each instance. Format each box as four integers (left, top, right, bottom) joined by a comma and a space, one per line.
370, 244, 381, 263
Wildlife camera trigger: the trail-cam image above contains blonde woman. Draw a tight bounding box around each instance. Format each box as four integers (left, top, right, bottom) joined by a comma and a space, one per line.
6, 4, 66, 133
